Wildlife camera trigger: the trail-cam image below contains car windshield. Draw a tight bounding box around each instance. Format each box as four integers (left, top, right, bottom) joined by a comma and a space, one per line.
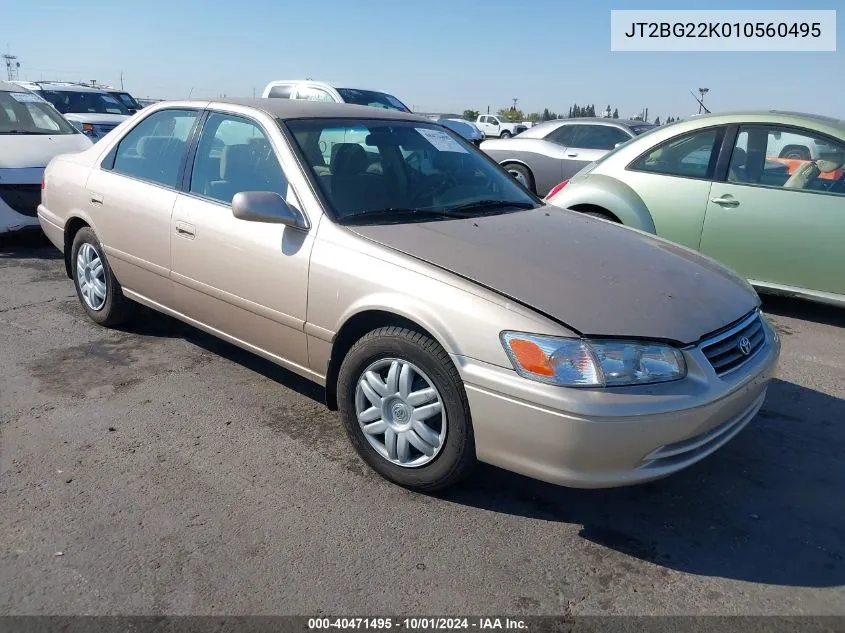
335, 88, 411, 113
631, 124, 655, 135
113, 92, 141, 110
285, 119, 540, 224
0, 90, 78, 135
41, 90, 131, 115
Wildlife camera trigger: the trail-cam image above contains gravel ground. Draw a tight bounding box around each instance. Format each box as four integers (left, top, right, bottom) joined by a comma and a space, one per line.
1, 230, 843, 616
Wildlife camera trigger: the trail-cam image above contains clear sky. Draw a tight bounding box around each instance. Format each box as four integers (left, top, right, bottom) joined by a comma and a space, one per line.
4, 0, 843, 121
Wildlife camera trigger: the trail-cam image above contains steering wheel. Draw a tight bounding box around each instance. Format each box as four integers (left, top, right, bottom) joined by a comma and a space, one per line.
409, 173, 458, 206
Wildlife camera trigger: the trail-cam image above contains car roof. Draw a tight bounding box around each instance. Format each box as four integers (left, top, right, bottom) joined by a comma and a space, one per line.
168, 97, 431, 122
34, 83, 112, 94
684, 109, 845, 130
0, 81, 28, 93
264, 80, 392, 92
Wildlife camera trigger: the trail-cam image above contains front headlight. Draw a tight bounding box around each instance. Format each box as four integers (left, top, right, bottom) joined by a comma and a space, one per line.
500, 331, 686, 387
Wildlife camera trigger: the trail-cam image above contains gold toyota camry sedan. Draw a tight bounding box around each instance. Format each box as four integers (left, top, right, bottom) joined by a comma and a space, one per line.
38, 98, 780, 492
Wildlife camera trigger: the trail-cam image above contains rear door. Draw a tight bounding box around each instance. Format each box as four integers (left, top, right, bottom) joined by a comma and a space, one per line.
699, 124, 845, 296
88, 107, 199, 304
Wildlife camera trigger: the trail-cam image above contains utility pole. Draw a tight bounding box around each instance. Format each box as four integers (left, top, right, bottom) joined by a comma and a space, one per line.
2, 53, 20, 81
698, 88, 709, 114
511, 97, 518, 111
120, 72, 124, 90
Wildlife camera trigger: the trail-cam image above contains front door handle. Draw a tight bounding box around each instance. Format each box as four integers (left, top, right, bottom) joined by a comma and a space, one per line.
710, 195, 740, 207
567, 152, 579, 158
90, 194, 103, 206
175, 221, 195, 238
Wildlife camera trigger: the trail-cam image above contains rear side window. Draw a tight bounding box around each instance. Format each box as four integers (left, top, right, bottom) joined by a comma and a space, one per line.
629, 128, 723, 180
267, 84, 294, 99
545, 125, 578, 146
107, 109, 198, 188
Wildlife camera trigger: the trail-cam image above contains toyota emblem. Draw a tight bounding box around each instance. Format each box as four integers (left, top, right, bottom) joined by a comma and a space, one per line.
738, 336, 752, 356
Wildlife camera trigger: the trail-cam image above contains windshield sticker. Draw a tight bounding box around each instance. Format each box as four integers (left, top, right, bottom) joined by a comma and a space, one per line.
415, 128, 468, 153
9, 91, 43, 103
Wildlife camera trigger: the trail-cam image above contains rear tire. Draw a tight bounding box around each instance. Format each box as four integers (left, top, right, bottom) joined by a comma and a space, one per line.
337, 326, 476, 492
504, 163, 535, 192
577, 209, 621, 223
500, 130, 512, 139
70, 227, 133, 327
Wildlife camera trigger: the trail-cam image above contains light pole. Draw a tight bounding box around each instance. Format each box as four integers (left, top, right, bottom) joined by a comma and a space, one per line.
698, 88, 709, 114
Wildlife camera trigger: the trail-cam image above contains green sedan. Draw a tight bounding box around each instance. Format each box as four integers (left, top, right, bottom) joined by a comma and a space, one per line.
544, 111, 845, 307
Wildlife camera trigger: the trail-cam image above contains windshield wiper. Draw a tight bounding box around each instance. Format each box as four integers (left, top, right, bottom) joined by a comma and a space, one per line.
340, 207, 474, 224
445, 199, 537, 214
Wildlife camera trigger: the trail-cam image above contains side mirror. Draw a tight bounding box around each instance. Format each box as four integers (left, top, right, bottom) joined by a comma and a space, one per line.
232, 191, 307, 229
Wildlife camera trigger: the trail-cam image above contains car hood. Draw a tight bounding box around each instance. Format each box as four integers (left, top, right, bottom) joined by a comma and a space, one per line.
0, 133, 93, 169
346, 207, 759, 345
63, 113, 130, 125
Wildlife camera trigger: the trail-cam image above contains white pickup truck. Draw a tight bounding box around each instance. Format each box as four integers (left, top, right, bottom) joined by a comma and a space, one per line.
475, 114, 526, 139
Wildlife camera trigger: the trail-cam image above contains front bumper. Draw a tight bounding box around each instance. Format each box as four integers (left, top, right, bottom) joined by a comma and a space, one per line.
453, 317, 781, 488
0, 178, 42, 233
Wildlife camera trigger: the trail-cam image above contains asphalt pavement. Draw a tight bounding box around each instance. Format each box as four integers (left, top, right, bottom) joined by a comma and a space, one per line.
1, 230, 844, 616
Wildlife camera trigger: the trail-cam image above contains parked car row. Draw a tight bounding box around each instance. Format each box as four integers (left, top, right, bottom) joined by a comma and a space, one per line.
33, 96, 780, 493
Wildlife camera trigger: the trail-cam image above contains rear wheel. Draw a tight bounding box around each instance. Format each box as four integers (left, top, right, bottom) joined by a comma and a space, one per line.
499, 130, 512, 139
337, 326, 476, 492
573, 208, 621, 223
70, 227, 133, 327
504, 163, 535, 192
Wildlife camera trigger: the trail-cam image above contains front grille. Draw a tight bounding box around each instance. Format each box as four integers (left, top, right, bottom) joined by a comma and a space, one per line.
700, 311, 766, 376
0, 184, 41, 217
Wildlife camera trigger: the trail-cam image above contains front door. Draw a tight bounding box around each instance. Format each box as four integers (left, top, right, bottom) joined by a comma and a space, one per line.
700, 124, 845, 296
87, 108, 199, 304
170, 111, 316, 371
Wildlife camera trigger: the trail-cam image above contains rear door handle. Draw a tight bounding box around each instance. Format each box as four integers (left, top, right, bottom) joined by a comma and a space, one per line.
567, 152, 579, 158
90, 194, 103, 206
175, 221, 195, 238
710, 196, 740, 207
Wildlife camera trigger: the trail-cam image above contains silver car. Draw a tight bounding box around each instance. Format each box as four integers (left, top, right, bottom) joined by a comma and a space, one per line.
38, 98, 779, 492
481, 117, 655, 195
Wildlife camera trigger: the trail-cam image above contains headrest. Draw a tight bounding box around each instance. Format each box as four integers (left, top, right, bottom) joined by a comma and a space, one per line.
729, 147, 747, 167
817, 153, 844, 174
137, 135, 175, 158
220, 144, 254, 180
331, 143, 368, 177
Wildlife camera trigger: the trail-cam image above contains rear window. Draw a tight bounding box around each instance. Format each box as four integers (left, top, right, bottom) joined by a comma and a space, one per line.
41, 90, 131, 115
335, 88, 411, 113
0, 90, 78, 135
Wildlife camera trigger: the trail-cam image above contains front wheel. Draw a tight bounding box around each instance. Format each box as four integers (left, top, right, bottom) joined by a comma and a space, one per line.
337, 326, 476, 492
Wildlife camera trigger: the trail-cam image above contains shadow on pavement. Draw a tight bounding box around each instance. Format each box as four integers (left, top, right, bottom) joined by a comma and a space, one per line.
442, 378, 845, 588
120, 305, 326, 403
0, 229, 62, 260
761, 294, 845, 329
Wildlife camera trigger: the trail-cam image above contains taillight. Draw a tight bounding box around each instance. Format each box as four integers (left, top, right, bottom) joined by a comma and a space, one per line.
41, 175, 45, 189
81, 123, 96, 136
545, 180, 569, 199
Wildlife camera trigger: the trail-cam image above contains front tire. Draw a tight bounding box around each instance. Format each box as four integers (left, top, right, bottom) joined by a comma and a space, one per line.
70, 227, 133, 327
337, 326, 476, 492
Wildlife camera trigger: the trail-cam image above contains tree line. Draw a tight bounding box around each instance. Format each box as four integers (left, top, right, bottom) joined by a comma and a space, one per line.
460, 105, 681, 125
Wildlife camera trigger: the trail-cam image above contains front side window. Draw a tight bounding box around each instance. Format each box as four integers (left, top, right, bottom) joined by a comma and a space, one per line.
630, 128, 723, 179
727, 125, 845, 196
297, 86, 335, 103
42, 90, 131, 115
335, 88, 411, 113
0, 90, 77, 135
190, 113, 288, 205
109, 109, 198, 187
286, 119, 539, 223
